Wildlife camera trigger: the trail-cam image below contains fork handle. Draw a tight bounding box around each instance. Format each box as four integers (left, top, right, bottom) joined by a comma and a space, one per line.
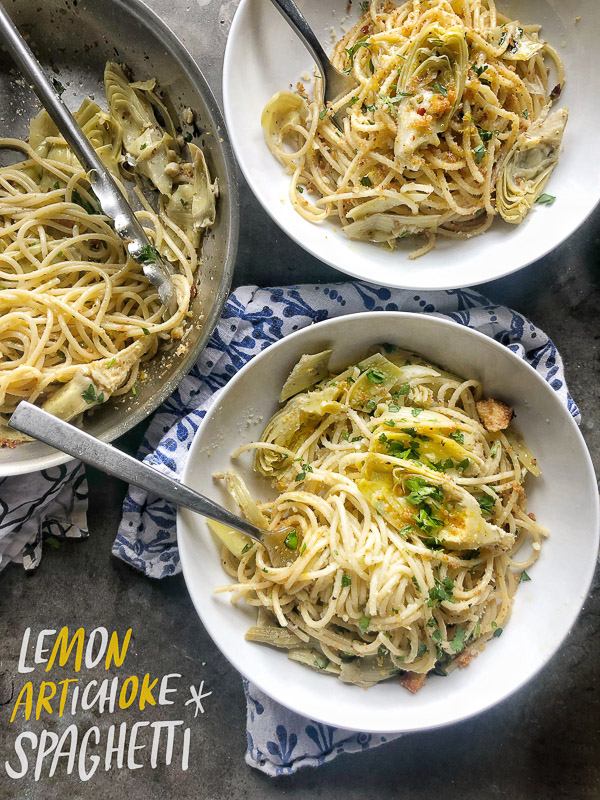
9, 402, 263, 543
267, 0, 331, 77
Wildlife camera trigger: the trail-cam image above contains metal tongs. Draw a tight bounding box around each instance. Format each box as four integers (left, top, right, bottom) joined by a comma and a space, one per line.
0, 1, 176, 312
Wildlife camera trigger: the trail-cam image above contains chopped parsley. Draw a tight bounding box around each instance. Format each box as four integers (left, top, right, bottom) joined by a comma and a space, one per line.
72, 190, 99, 215
522, 109, 529, 118
343, 36, 372, 75
341, 574, 352, 587
142, 327, 150, 335
300, 543, 307, 555
477, 494, 495, 515
473, 64, 489, 77
319, 108, 328, 120
241, 543, 253, 555
52, 78, 66, 96
313, 655, 329, 670
473, 143, 486, 164
431, 83, 447, 96
518, 570, 531, 583
416, 643, 428, 658
295, 472, 306, 482
431, 629, 442, 644
81, 384, 98, 404
450, 430, 464, 446
296, 185, 304, 193
411, 407, 422, 417
284, 530, 298, 550
489, 441, 499, 457
411, 575, 421, 592
477, 126, 499, 142
106, 358, 116, 369
349, 96, 359, 106
358, 615, 370, 634
360, 175, 373, 187
492, 627, 503, 638
457, 458, 470, 471
397, 383, 410, 395
366, 368, 385, 383
365, 400, 377, 411
405, 476, 443, 507
140, 143, 147, 150
414, 507, 444, 535
536, 193, 556, 205
450, 626, 467, 653
138, 244, 159, 264
428, 576, 454, 607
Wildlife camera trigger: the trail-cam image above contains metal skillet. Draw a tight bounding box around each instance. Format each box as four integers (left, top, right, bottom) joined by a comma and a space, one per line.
0, 0, 239, 477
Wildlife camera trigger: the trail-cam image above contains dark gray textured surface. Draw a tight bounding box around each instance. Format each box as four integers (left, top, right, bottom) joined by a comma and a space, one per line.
2, 0, 600, 797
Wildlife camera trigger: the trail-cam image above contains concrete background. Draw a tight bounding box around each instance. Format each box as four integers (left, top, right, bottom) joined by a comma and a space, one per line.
2, 0, 599, 797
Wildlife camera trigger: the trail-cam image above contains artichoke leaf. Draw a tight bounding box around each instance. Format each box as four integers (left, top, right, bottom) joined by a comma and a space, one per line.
394, 24, 468, 166
219, 470, 269, 529
206, 518, 252, 559
504, 426, 541, 476
347, 353, 406, 409
280, 350, 333, 402
496, 109, 568, 223
288, 648, 342, 675
104, 61, 174, 196
488, 22, 544, 61
339, 654, 399, 687
246, 625, 305, 649
164, 143, 217, 248
343, 212, 441, 242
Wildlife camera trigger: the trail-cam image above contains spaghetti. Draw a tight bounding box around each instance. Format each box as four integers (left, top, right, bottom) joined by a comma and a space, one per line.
0, 63, 216, 438
262, 0, 567, 258
216, 346, 546, 689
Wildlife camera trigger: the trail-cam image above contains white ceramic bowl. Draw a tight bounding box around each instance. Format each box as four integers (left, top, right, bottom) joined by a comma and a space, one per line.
223, 0, 600, 290
178, 312, 599, 733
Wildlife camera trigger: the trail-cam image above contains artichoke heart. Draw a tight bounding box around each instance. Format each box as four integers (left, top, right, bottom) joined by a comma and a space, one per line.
104, 61, 176, 196
394, 24, 468, 167
261, 91, 309, 156
164, 143, 217, 249
255, 386, 342, 476
358, 456, 514, 551
488, 22, 544, 61
496, 109, 568, 224
28, 99, 123, 189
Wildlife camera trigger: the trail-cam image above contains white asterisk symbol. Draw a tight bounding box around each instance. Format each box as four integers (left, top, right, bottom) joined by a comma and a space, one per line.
185, 681, 212, 717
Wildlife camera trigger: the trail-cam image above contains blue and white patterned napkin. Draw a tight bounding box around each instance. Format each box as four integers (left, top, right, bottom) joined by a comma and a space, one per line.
0, 281, 579, 775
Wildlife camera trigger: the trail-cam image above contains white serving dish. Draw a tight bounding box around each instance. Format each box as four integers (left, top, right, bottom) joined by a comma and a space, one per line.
178, 312, 599, 733
223, 0, 600, 290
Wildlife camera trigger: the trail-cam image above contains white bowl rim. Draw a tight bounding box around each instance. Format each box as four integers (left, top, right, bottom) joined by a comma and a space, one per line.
222, 0, 600, 291
178, 310, 600, 733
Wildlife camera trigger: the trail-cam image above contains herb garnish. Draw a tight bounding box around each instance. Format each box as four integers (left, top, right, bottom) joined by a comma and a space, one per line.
360, 175, 373, 187
343, 36, 372, 74
473, 143, 486, 164
428, 576, 454, 607
138, 244, 159, 264
358, 615, 370, 633
366, 368, 385, 383
536, 193, 556, 205
284, 530, 298, 550
341, 574, 352, 587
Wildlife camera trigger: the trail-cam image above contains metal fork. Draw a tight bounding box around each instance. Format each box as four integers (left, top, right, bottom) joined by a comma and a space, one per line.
0, 1, 177, 313
268, 0, 359, 129
9, 402, 295, 555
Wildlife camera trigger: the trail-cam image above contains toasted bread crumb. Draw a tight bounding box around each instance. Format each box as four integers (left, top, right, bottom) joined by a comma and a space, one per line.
476, 398, 514, 432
